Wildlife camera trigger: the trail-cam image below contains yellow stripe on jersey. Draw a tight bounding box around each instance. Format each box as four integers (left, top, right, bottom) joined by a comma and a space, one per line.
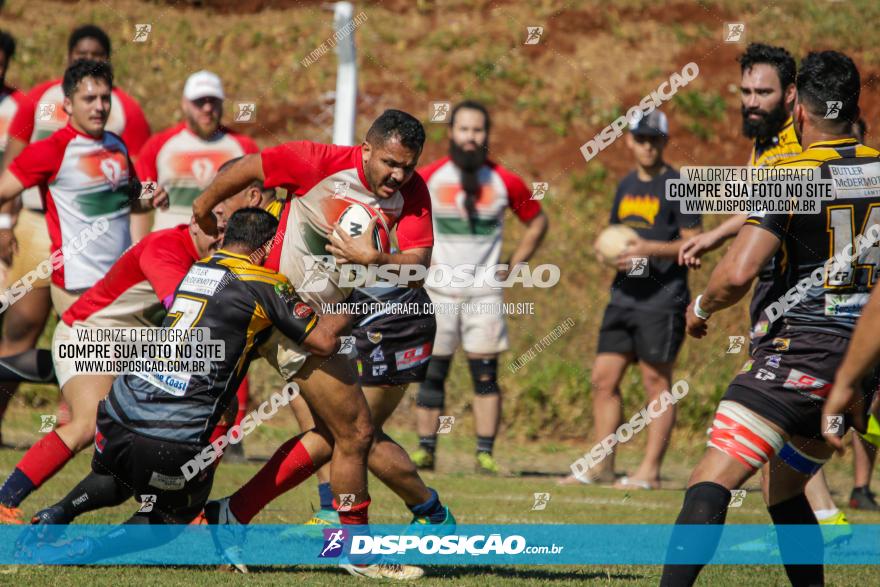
772, 138, 879, 169
751, 116, 802, 168
217, 257, 287, 282
235, 301, 272, 376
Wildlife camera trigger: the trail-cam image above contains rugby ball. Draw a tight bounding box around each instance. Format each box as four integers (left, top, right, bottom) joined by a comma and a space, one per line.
336, 201, 391, 253
594, 225, 639, 267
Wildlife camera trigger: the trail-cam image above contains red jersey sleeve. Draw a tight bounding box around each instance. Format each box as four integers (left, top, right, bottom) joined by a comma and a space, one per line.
260, 140, 327, 193
232, 133, 259, 155
115, 88, 151, 159
496, 165, 541, 223
134, 132, 163, 181
140, 236, 196, 307
7, 136, 64, 188
7, 88, 36, 143
396, 175, 434, 250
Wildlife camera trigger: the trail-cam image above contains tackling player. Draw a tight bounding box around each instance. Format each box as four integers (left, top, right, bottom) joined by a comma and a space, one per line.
193, 109, 433, 580
414, 100, 548, 474
661, 50, 877, 587
20, 208, 337, 563
0, 25, 150, 441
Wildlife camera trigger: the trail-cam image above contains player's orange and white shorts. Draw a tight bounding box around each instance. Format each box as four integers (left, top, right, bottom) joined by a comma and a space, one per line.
427, 288, 510, 356
7, 208, 51, 290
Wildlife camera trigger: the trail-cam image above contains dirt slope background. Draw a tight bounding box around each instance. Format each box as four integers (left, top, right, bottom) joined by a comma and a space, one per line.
2, 0, 879, 441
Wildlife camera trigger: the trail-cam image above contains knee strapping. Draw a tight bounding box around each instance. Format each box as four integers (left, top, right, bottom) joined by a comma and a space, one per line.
417, 357, 451, 408
468, 358, 499, 395
707, 400, 784, 471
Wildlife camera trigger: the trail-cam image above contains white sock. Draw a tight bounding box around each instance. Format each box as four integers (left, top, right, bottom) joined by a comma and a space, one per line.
813, 508, 839, 521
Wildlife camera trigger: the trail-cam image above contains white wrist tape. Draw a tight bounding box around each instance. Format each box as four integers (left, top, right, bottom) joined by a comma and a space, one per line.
693, 294, 711, 320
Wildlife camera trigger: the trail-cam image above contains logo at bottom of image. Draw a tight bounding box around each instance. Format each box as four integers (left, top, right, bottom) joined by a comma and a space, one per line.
318, 532, 528, 557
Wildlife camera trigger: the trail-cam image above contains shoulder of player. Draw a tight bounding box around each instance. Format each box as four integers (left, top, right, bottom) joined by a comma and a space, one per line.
416, 156, 451, 181
26, 78, 61, 100
214, 254, 287, 284
487, 159, 528, 187
141, 227, 194, 259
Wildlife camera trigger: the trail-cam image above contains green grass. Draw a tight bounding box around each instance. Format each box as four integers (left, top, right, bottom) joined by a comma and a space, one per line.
1, 403, 879, 585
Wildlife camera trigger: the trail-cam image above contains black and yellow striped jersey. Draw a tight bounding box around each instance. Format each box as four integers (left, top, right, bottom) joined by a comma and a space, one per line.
750, 116, 802, 168
105, 249, 318, 444
746, 138, 880, 336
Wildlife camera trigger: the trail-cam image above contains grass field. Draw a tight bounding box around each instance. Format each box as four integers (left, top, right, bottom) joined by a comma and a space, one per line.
2, 402, 878, 586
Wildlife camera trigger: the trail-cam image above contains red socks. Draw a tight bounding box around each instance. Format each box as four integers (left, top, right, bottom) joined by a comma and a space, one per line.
229, 436, 315, 524
17, 430, 74, 487
334, 497, 370, 526
234, 377, 249, 427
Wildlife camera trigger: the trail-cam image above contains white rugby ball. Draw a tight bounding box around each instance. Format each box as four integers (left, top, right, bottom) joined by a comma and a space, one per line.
336, 202, 391, 253
594, 224, 639, 267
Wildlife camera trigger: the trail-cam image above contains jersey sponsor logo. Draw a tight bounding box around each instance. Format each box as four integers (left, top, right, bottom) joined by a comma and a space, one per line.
372, 363, 388, 377
754, 368, 776, 381
180, 266, 226, 296
828, 162, 880, 199
740, 359, 754, 373
766, 354, 782, 368
395, 343, 431, 371
825, 293, 869, 317
293, 302, 313, 319
369, 345, 384, 362
772, 337, 790, 352
367, 331, 383, 344
783, 368, 831, 396
618, 194, 659, 226
135, 371, 192, 397
148, 470, 186, 491
191, 157, 216, 187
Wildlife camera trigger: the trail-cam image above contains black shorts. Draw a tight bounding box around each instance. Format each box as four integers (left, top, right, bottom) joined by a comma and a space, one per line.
724, 328, 877, 439
353, 301, 436, 387
93, 402, 213, 521
596, 304, 685, 364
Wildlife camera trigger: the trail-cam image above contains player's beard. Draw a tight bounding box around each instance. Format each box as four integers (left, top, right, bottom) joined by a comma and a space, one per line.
449, 139, 489, 234
741, 99, 788, 141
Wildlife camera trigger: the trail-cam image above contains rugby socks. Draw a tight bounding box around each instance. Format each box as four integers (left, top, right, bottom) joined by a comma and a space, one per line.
55, 471, 131, 521
768, 494, 823, 587
660, 481, 731, 586
229, 436, 315, 524
318, 482, 334, 511
418, 436, 437, 455
476, 436, 495, 455
234, 377, 249, 427
408, 487, 447, 523
208, 423, 230, 467
0, 349, 55, 383
0, 431, 73, 507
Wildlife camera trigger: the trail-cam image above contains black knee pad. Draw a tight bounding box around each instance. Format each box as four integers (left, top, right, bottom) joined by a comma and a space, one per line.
468, 357, 499, 396
417, 356, 451, 409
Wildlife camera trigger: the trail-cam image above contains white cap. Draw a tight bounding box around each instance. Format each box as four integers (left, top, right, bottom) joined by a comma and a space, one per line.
628, 110, 668, 137
183, 71, 225, 101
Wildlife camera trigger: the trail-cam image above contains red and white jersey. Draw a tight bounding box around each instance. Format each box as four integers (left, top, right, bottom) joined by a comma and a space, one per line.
8, 124, 134, 291
136, 122, 258, 228
63, 225, 200, 327
418, 156, 540, 295
261, 141, 433, 295
8, 78, 150, 210
0, 85, 26, 162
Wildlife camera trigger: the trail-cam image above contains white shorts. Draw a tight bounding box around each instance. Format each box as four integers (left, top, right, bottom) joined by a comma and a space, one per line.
257, 329, 310, 382
52, 321, 77, 388
428, 289, 509, 357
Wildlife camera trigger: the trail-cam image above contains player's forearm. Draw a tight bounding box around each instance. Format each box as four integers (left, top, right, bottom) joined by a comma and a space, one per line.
715, 214, 749, 240
699, 258, 753, 314
193, 154, 263, 220
375, 247, 431, 270
0, 171, 25, 206
508, 213, 548, 267
834, 290, 880, 387
641, 239, 686, 260
1, 138, 25, 174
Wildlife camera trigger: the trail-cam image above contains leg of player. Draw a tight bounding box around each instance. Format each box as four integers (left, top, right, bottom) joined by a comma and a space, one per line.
363, 384, 452, 525
850, 432, 879, 510
0, 374, 114, 522
764, 437, 833, 587
413, 355, 451, 470
469, 353, 502, 475
660, 401, 785, 586
289, 394, 338, 524
616, 360, 674, 489
579, 352, 631, 484
0, 289, 52, 447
